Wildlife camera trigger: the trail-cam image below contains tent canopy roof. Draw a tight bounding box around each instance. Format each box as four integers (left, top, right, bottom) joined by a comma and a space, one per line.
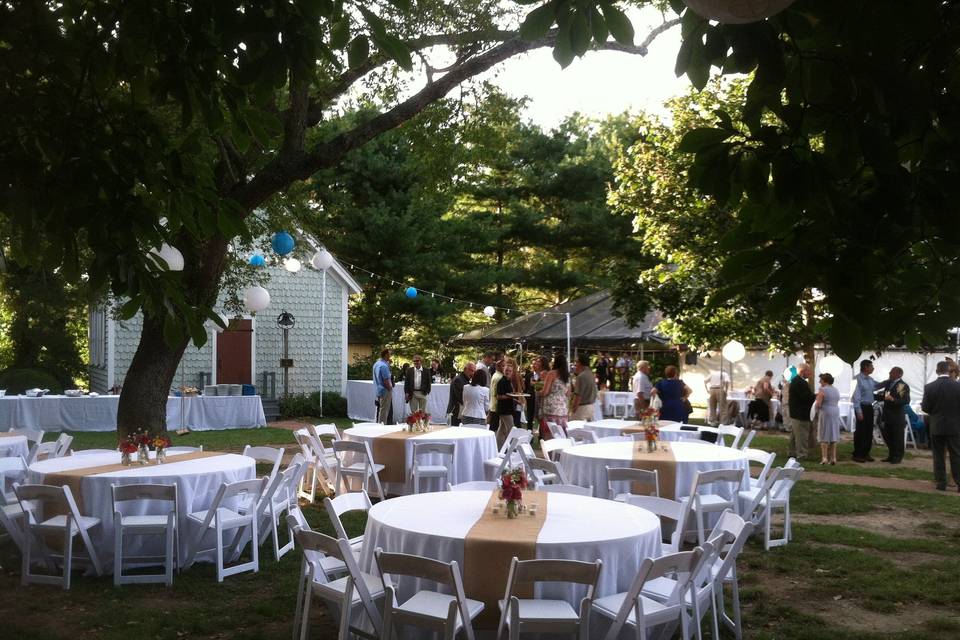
450, 290, 669, 348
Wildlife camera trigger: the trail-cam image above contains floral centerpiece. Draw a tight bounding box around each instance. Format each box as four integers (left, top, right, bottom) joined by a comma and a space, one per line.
119, 439, 139, 466
405, 410, 431, 433
120, 430, 152, 465
639, 407, 660, 452
153, 434, 172, 463
500, 466, 528, 519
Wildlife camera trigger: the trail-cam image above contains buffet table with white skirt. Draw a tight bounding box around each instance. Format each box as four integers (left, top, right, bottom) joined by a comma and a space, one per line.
0, 433, 29, 459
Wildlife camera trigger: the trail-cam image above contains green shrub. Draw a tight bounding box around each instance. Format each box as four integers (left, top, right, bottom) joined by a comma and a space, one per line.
0, 367, 65, 394
280, 391, 347, 418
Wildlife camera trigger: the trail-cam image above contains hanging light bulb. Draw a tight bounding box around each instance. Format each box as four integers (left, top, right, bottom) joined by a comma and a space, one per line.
483, 306, 496, 317
311, 249, 334, 270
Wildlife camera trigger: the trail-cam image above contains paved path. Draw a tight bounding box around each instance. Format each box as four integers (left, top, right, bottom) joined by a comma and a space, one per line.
803, 470, 959, 495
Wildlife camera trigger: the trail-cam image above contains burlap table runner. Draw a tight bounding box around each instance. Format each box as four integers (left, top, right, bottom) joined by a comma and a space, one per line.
631, 442, 678, 500
463, 489, 549, 628
621, 420, 675, 435
0, 431, 23, 437
370, 427, 449, 484
42, 450, 228, 514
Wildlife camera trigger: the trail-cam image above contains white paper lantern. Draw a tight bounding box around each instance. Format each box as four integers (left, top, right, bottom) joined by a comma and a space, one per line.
684, 0, 796, 24
820, 354, 845, 377
151, 243, 184, 271
243, 286, 271, 312
721, 339, 746, 362
311, 249, 334, 270
483, 305, 496, 317
283, 257, 302, 273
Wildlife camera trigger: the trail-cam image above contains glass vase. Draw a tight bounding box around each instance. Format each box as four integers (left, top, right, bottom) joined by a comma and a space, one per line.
647, 439, 657, 453
506, 500, 519, 519
157, 447, 167, 464
121, 451, 132, 466
137, 443, 150, 465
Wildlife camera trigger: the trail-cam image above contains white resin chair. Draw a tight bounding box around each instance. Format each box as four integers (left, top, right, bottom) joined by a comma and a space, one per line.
545, 422, 567, 440
742, 448, 776, 490
689, 469, 746, 545
493, 437, 536, 481
485, 430, 535, 479
497, 557, 602, 640
241, 445, 284, 485
641, 539, 721, 640
708, 511, 755, 640
717, 425, 743, 448
290, 523, 384, 640
53, 434, 73, 458
28, 441, 59, 464
257, 456, 306, 561
738, 466, 803, 549
0, 456, 27, 504
538, 483, 592, 497
529, 457, 568, 487
331, 440, 385, 499
736, 430, 757, 450
112, 483, 178, 586
11, 428, 44, 462
184, 477, 266, 581
409, 441, 455, 494
608, 394, 632, 419
324, 490, 372, 557
15, 483, 103, 589
449, 480, 498, 491
540, 438, 574, 462
375, 548, 484, 640
605, 466, 659, 501
625, 495, 695, 554
293, 429, 335, 502
566, 427, 598, 445
592, 549, 702, 640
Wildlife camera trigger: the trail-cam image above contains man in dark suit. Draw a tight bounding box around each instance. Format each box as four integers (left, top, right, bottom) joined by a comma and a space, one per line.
403, 354, 432, 415
446, 362, 474, 426
880, 366, 910, 464
921, 361, 960, 491
788, 364, 816, 459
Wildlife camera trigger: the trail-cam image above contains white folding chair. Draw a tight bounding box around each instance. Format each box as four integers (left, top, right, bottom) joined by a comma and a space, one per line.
905, 421, 918, 450
740, 466, 803, 550
257, 456, 306, 561
689, 469, 746, 545
294, 429, 335, 502
540, 438, 574, 462
742, 448, 776, 490
497, 557, 602, 640
285, 513, 349, 582
53, 434, 73, 458
641, 539, 721, 640
493, 437, 536, 481
545, 422, 567, 440
529, 457, 569, 487
707, 511, 755, 640
184, 477, 266, 581
310, 423, 343, 443
324, 490, 372, 557
736, 430, 757, 450
592, 549, 702, 640
566, 427, 598, 445
15, 483, 103, 589
331, 440, 385, 499
0, 456, 27, 504
538, 483, 593, 497
605, 466, 659, 501
0, 498, 26, 555
71, 448, 118, 456
166, 445, 203, 454
409, 441, 455, 494
375, 548, 484, 640
625, 495, 695, 554
112, 483, 178, 586
11, 428, 44, 462
609, 395, 632, 419
449, 480, 499, 491
290, 523, 384, 640
717, 425, 743, 447
241, 445, 284, 485
485, 430, 534, 479
28, 441, 59, 464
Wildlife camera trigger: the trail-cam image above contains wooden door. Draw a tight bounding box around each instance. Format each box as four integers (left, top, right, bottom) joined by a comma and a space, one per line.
217, 319, 252, 384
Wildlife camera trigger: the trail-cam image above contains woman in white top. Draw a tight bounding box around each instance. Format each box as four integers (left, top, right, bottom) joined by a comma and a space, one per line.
461, 369, 490, 427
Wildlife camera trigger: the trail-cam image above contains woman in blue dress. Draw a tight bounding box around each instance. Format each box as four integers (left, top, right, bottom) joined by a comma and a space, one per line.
651, 365, 692, 423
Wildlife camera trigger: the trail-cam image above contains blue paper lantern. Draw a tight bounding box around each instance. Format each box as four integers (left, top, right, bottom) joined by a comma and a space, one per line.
271, 231, 295, 256
405, 286, 418, 298
248, 254, 265, 267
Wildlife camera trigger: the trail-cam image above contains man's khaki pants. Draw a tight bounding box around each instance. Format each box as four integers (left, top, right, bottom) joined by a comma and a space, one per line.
377, 393, 392, 424
708, 388, 726, 425
408, 392, 427, 414
790, 419, 813, 459
572, 403, 595, 421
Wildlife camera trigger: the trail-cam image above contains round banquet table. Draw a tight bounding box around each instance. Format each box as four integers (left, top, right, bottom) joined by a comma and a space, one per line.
583, 418, 680, 439
559, 440, 750, 500
28, 450, 256, 570
658, 423, 717, 442
342, 424, 497, 494
0, 434, 29, 459
358, 490, 662, 631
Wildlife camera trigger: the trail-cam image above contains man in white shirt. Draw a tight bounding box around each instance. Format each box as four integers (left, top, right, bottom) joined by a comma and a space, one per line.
403, 354, 432, 414
632, 361, 653, 417
705, 369, 730, 426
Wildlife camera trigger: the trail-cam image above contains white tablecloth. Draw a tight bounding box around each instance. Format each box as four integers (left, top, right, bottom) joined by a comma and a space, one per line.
600, 391, 635, 418
583, 418, 646, 439
0, 395, 266, 432
560, 440, 750, 500
658, 424, 716, 442
28, 451, 256, 569
346, 381, 452, 423
358, 490, 661, 622
342, 425, 497, 494
0, 434, 29, 459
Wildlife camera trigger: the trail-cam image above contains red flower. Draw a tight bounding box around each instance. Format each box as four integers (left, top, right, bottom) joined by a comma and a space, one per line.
120, 442, 138, 454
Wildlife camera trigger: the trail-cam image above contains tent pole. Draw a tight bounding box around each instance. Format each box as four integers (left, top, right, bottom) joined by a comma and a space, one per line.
565, 313, 571, 364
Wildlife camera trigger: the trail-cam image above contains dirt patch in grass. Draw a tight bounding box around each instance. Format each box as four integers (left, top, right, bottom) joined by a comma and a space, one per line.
793, 507, 935, 539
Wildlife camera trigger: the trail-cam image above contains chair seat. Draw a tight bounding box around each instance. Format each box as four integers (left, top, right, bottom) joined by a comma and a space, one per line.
398, 590, 484, 623
315, 571, 385, 603
642, 576, 707, 606
187, 507, 252, 527
36, 514, 101, 533
340, 463, 385, 474
693, 494, 734, 509
120, 514, 174, 528
499, 598, 579, 622
737, 488, 786, 508
593, 591, 677, 625
413, 465, 449, 475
